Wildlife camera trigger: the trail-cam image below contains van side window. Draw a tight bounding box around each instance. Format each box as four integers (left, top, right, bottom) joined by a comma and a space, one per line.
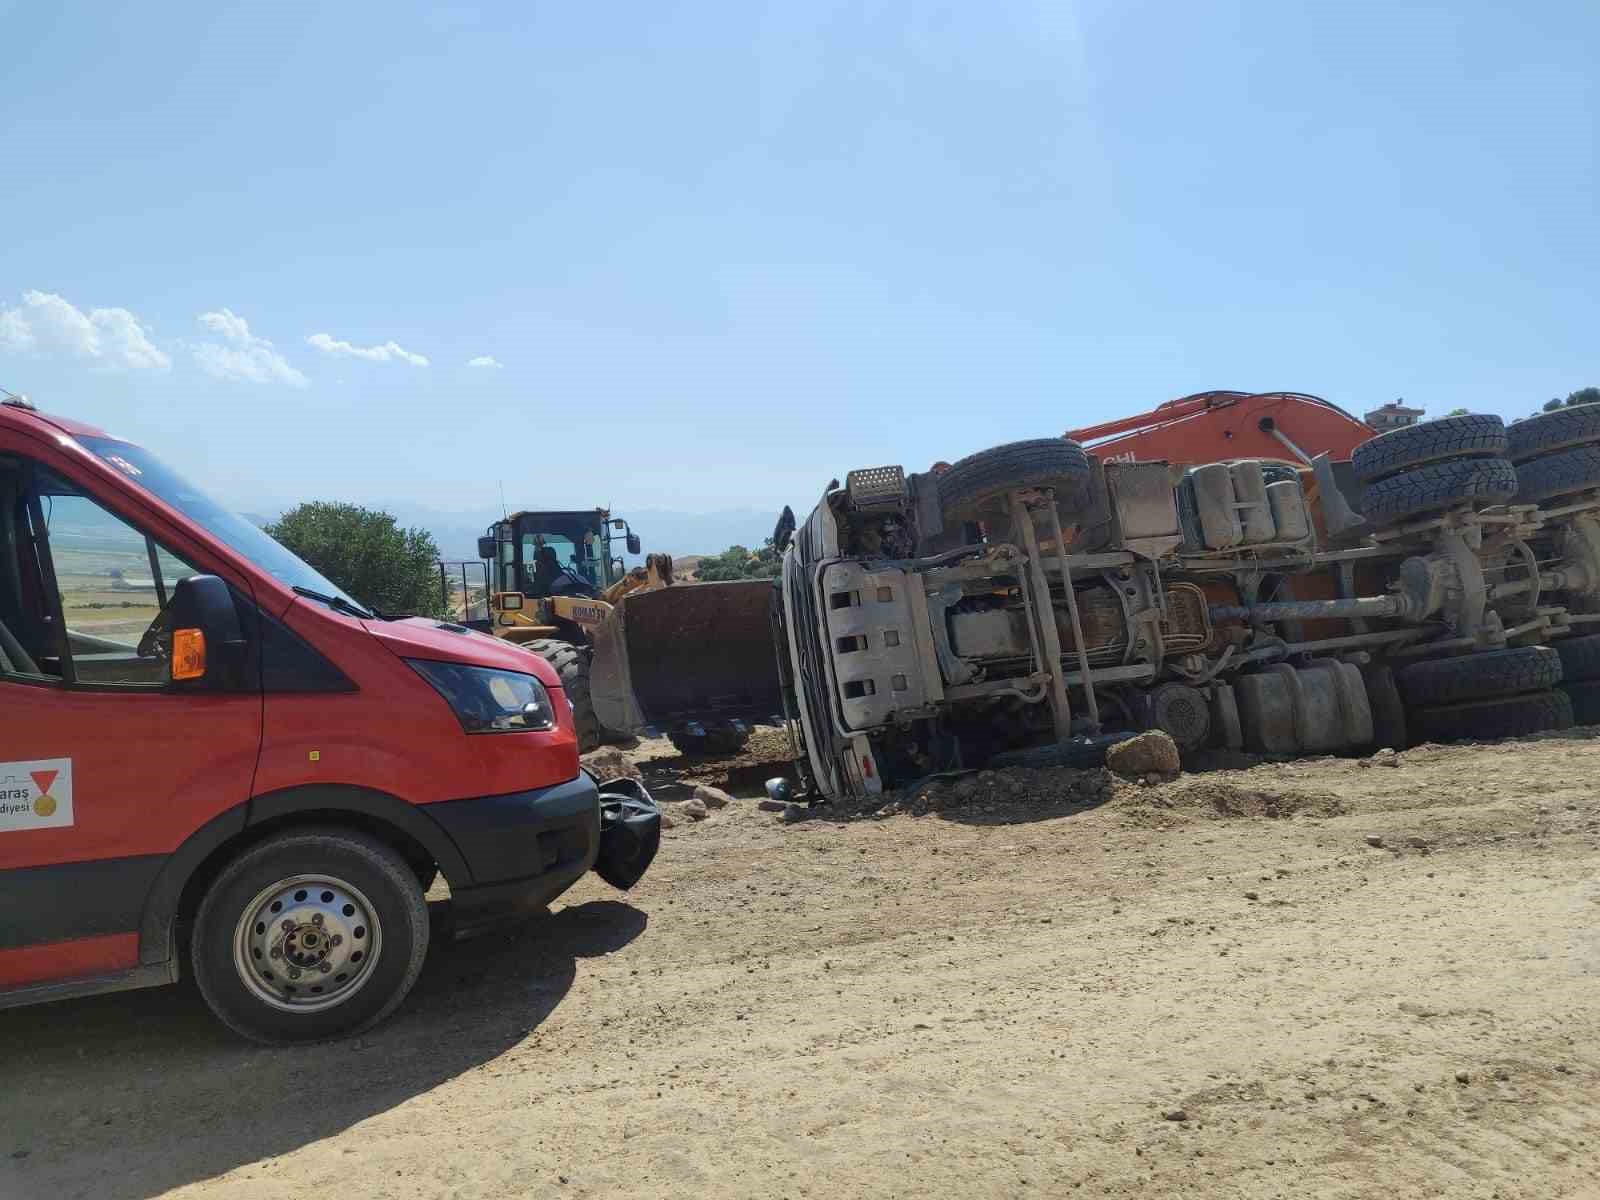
0, 458, 205, 688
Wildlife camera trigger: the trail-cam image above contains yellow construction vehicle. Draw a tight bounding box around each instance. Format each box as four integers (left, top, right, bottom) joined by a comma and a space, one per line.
440, 506, 783, 754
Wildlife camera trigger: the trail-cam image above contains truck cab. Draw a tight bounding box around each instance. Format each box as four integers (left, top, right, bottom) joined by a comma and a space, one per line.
0, 399, 653, 1042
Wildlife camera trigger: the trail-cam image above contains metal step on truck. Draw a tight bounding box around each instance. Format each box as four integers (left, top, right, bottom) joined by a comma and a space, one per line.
594, 406, 1600, 803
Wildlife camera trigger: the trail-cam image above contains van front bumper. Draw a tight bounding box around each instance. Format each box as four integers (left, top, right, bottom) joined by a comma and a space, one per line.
421, 774, 600, 932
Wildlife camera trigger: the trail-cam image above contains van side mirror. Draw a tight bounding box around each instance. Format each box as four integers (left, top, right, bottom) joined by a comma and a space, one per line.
168, 575, 244, 689
477, 536, 498, 561
626, 533, 641, 556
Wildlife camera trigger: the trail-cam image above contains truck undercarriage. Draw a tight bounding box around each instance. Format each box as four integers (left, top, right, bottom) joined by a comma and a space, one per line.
596, 408, 1600, 804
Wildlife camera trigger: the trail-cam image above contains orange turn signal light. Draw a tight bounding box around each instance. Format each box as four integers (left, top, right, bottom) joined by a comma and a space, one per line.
172, 628, 207, 681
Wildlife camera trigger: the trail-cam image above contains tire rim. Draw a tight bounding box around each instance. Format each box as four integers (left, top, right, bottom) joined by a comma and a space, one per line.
232, 874, 383, 1013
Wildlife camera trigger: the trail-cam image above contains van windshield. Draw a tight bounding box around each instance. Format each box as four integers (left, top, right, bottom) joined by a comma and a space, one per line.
76, 435, 373, 617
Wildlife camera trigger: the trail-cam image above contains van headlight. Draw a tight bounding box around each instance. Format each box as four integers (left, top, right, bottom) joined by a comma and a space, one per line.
407, 661, 559, 733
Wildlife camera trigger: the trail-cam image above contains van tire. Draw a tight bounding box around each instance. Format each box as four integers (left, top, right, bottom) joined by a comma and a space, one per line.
526, 638, 602, 751
192, 829, 430, 1044
937, 439, 1092, 524
1351, 414, 1506, 485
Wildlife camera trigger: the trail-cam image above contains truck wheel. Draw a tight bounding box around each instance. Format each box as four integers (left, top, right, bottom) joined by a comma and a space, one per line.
192, 829, 430, 1044
937, 438, 1092, 524
1561, 681, 1600, 725
1359, 456, 1518, 524
526, 638, 602, 751
1360, 664, 1409, 750
1350, 414, 1505, 485
1507, 403, 1600, 463
1396, 645, 1562, 707
1514, 445, 1600, 505
1554, 634, 1600, 684
1410, 688, 1573, 744
668, 725, 750, 757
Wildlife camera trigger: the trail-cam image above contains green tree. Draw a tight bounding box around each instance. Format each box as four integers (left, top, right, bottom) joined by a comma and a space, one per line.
1543, 387, 1600, 413
694, 540, 783, 581
1445, 407, 1469, 416
266, 502, 448, 617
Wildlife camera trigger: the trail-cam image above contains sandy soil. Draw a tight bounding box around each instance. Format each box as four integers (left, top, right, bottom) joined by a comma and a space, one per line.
3, 732, 1599, 1199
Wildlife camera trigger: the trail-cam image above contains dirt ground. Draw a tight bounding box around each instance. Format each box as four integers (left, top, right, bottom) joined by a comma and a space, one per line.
3, 730, 1600, 1199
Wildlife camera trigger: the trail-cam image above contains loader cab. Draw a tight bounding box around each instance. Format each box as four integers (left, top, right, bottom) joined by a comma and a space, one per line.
483, 509, 639, 601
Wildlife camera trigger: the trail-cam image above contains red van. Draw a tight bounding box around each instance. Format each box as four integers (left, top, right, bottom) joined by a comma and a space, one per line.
0, 397, 656, 1042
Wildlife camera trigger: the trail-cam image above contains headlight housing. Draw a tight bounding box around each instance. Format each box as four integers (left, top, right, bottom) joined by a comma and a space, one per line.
407, 661, 559, 734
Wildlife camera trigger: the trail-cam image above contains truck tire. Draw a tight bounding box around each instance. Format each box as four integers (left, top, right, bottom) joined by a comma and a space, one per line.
526, 638, 602, 751
1561, 681, 1600, 725
1359, 456, 1518, 524
937, 438, 1092, 523
668, 724, 751, 757
1553, 634, 1600, 684
1410, 688, 1574, 744
191, 829, 430, 1044
1351, 414, 1506, 485
986, 732, 1129, 770
1360, 664, 1409, 750
1507, 403, 1600, 463
1514, 445, 1600, 505
1395, 645, 1562, 707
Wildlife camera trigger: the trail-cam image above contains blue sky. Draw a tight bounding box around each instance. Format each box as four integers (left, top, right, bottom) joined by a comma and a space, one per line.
3, 1, 1596, 549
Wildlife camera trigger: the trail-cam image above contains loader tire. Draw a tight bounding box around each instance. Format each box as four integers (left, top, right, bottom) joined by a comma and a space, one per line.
526, 638, 602, 751
1410, 688, 1573, 744
937, 438, 1092, 523
1514, 445, 1600, 505
1553, 634, 1600, 684
1350, 414, 1506, 485
1506, 403, 1600, 463
1360, 664, 1409, 750
1395, 645, 1562, 708
1359, 456, 1518, 524
1561, 681, 1600, 726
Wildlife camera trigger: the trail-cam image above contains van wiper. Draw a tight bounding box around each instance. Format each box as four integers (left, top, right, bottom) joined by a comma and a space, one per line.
292, 585, 376, 620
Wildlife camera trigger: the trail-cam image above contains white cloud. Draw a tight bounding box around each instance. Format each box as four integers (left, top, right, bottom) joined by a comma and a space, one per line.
307, 332, 429, 367
466, 355, 502, 369
191, 308, 309, 388
0, 290, 170, 369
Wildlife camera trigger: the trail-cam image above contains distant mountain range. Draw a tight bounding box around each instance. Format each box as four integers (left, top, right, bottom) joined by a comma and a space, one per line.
246, 503, 782, 563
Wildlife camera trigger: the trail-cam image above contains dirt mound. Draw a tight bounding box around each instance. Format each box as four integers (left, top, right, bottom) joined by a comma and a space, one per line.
1119, 777, 1347, 824
822, 766, 1114, 821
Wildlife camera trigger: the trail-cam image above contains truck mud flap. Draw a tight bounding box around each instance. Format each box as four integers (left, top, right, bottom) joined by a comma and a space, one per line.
592, 579, 782, 734
593, 777, 661, 890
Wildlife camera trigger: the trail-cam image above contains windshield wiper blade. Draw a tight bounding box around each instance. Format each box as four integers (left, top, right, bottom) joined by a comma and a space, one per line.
292, 585, 375, 620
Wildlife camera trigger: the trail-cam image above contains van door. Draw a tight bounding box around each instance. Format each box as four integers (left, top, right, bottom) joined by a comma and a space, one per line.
0, 448, 263, 988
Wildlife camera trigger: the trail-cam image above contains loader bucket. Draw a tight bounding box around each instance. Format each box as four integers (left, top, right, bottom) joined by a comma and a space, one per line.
591, 579, 783, 735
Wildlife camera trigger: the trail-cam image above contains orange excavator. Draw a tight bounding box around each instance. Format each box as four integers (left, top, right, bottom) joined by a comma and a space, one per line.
1067, 390, 1374, 467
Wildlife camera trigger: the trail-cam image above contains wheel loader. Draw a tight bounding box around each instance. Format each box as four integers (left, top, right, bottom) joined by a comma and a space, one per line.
441, 506, 781, 755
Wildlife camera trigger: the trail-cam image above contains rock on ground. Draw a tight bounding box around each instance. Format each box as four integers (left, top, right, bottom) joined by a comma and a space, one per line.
581, 747, 643, 781
681, 798, 709, 821
693, 784, 733, 809
1105, 730, 1181, 777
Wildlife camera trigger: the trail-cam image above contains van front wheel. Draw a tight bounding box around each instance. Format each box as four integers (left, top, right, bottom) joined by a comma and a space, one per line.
192, 829, 430, 1044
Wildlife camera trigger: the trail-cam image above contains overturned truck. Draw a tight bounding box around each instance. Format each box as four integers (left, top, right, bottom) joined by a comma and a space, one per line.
596, 407, 1600, 802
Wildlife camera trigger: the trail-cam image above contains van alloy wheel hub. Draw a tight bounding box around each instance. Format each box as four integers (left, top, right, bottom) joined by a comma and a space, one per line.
233, 874, 383, 1012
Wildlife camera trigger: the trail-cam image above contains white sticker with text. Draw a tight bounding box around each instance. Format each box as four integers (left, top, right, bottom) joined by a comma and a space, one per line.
0, 758, 74, 831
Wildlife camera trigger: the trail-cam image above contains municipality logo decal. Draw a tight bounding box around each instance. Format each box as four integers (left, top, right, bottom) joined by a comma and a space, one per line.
30, 769, 59, 817
0, 758, 73, 830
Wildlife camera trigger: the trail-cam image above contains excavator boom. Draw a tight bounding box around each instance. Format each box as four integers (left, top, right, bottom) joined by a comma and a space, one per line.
1068, 391, 1373, 467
